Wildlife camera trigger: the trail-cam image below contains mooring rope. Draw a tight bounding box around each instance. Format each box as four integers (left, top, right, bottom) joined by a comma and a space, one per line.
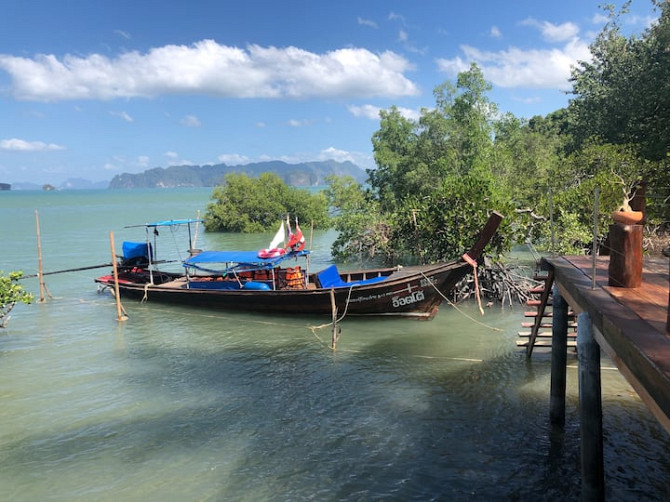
308, 284, 355, 329
462, 253, 484, 315
420, 271, 502, 332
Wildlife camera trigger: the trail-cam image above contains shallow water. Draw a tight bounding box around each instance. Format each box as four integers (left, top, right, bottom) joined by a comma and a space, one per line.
1, 189, 669, 501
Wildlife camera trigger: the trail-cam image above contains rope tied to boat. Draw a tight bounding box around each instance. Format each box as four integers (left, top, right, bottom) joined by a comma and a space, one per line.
141, 283, 150, 303
462, 253, 484, 315
420, 271, 501, 332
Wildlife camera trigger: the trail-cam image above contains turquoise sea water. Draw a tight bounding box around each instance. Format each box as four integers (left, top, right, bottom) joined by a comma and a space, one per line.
1, 189, 669, 501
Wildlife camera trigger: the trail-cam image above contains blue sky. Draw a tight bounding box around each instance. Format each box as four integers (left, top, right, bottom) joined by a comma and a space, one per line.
0, 0, 659, 185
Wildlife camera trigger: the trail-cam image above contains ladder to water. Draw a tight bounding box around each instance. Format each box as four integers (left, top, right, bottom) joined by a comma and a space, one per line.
517, 268, 577, 357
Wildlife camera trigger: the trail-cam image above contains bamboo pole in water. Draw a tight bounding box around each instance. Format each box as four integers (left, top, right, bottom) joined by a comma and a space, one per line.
34, 210, 46, 302
330, 288, 338, 350
109, 231, 128, 322
305, 221, 314, 287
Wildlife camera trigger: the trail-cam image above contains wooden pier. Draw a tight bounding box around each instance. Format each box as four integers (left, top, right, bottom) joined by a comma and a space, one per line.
545, 252, 670, 500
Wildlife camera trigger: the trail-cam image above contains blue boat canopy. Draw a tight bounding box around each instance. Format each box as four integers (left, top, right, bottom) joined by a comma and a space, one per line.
125, 219, 202, 228
184, 249, 309, 270
147, 219, 202, 227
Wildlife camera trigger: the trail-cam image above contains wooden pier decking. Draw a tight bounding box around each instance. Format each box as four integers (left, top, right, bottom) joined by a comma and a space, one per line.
544, 254, 670, 432
544, 252, 669, 500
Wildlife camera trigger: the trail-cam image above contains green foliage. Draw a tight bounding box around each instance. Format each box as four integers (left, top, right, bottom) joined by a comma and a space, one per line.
569, 1, 670, 161
334, 5, 670, 263
325, 176, 391, 262
390, 168, 514, 262
337, 64, 516, 263
0, 271, 34, 328
204, 173, 330, 232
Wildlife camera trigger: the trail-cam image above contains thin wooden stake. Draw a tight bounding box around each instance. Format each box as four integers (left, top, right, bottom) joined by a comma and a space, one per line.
35, 209, 46, 302
549, 188, 555, 256
193, 210, 200, 249
305, 221, 314, 287
330, 288, 339, 350
109, 231, 128, 322
592, 187, 599, 290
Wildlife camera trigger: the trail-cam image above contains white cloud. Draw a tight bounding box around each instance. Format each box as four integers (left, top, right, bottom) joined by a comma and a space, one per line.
591, 13, 609, 25
180, 114, 201, 127
0, 138, 65, 151
163, 151, 193, 166
0, 40, 418, 102
357, 17, 377, 29
388, 12, 405, 24
490, 26, 502, 38
348, 104, 420, 121
110, 110, 133, 122
137, 155, 150, 167
114, 29, 131, 40
348, 104, 381, 120
255, 121, 266, 128
520, 18, 580, 43
398, 29, 408, 42
288, 118, 312, 127
318, 147, 374, 170
436, 37, 591, 90
217, 153, 250, 165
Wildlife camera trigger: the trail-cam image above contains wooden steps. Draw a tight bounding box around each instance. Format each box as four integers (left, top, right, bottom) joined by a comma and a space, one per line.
521, 321, 577, 329
518, 331, 576, 339
521, 267, 577, 356
517, 339, 577, 348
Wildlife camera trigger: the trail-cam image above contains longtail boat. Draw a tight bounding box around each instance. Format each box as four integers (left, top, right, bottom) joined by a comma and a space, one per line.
95, 212, 503, 319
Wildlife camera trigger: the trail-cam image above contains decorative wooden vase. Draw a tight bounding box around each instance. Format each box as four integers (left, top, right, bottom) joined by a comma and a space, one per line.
610, 210, 644, 225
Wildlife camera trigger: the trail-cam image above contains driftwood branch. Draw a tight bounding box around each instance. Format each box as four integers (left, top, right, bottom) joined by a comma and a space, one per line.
514, 208, 546, 221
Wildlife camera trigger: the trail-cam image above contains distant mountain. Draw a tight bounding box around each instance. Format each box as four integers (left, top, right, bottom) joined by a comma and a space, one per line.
108, 160, 367, 189
60, 178, 109, 190
11, 182, 42, 190
11, 178, 109, 190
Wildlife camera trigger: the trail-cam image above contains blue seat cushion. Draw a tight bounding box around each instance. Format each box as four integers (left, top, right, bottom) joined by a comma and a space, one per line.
316, 264, 386, 289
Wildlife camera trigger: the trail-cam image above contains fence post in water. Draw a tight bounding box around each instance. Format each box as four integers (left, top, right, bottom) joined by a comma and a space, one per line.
109, 231, 128, 322
664, 248, 670, 334
34, 209, 46, 302
550, 284, 568, 427
330, 288, 339, 350
577, 312, 604, 502
592, 187, 599, 290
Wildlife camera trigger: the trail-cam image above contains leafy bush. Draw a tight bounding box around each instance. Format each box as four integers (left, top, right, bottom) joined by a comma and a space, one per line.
204, 172, 330, 232
1, 271, 34, 328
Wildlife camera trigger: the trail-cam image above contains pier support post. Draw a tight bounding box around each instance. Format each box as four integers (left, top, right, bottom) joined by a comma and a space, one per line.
664, 248, 670, 334
577, 312, 604, 502
550, 284, 568, 427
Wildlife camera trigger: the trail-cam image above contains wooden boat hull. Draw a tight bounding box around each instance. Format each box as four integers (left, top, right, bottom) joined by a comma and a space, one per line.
96, 211, 503, 319
96, 261, 472, 319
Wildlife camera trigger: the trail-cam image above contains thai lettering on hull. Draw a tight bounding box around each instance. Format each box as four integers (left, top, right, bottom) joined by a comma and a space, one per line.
392, 290, 425, 308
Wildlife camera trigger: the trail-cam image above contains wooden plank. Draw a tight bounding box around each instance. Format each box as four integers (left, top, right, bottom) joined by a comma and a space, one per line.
518, 331, 577, 338
517, 339, 577, 348
466, 211, 504, 260
522, 321, 577, 328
